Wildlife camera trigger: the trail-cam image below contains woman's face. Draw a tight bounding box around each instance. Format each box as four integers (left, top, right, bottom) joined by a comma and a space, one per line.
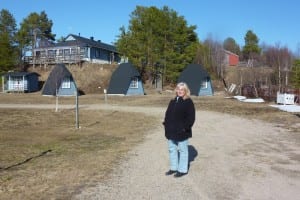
176, 86, 186, 97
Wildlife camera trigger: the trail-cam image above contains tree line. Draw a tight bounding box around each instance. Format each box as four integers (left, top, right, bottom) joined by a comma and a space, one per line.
0, 9, 55, 72
0, 6, 299, 89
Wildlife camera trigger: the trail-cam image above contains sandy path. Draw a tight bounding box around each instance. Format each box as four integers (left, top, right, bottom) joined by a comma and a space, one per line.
1, 104, 299, 199
74, 105, 300, 200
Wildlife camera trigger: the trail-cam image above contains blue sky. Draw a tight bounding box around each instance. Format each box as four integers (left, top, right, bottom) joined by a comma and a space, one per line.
1, 0, 300, 53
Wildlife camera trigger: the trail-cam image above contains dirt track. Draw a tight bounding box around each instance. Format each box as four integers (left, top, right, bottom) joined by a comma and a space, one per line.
1, 103, 299, 199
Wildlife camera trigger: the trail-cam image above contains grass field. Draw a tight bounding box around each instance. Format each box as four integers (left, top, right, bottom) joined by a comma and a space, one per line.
0, 92, 299, 199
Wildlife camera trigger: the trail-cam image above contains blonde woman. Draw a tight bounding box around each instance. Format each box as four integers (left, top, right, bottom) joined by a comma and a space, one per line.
163, 82, 195, 177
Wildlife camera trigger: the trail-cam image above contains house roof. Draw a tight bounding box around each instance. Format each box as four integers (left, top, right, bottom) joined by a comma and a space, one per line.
224, 50, 239, 57
177, 64, 211, 96
107, 63, 141, 94
42, 63, 76, 96
53, 34, 117, 52
3, 71, 39, 77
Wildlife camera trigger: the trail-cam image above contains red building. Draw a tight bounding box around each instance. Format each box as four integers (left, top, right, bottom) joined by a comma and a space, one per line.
224, 50, 239, 66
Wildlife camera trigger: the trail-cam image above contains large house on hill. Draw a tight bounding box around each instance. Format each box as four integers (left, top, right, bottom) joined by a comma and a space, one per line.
25, 34, 120, 65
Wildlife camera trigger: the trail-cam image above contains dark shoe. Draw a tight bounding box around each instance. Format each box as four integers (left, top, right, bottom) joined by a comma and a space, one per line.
165, 170, 177, 176
174, 172, 187, 178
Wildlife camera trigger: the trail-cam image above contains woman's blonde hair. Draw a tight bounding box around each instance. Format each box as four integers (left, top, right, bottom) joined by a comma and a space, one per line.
175, 82, 191, 99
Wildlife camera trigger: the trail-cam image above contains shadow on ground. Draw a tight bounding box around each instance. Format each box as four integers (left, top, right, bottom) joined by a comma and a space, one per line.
188, 145, 198, 170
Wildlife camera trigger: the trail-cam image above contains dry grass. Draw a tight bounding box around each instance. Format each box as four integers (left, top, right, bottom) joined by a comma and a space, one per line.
0, 92, 299, 199
0, 100, 157, 199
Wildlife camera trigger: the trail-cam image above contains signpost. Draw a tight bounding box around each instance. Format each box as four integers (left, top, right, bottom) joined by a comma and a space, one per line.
75, 90, 79, 129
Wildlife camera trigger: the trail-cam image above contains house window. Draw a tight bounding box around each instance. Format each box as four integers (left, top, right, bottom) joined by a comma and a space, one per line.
58, 49, 63, 56
61, 77, 71, 89
80, 48, 86, 58
64, 49, 70, 56
48, 50, 55, 58
36, 51, 41, 57
95, 49, 100, 58
201, 78, 208, 89
40, 50, 46, 57
130, 77, 138, 88
71, 48, 77, 55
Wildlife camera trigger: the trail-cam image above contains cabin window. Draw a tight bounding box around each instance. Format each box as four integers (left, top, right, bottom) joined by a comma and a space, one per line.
201, 78, 208, 89
58, 49, 63, 56
130, 77, 138, 88
12, 76, 22, 84
61, 77, 71, 89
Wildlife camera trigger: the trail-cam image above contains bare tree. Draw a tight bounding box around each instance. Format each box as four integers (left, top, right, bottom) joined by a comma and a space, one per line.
203, 35, 225, 79
264, 44, 293, 92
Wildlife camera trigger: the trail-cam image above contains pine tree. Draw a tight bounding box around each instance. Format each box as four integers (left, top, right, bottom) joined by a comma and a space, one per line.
0, 9, 17, 72
115, 6, 199, 84
242, 30, 261, 66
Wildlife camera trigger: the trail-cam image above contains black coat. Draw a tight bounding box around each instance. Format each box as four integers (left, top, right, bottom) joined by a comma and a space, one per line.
163, 97, 195, 141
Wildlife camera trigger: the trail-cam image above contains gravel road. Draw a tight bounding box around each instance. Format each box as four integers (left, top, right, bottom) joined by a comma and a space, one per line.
75, 105, 300, 200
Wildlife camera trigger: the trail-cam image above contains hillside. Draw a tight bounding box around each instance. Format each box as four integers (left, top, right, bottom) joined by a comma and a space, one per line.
224, 66, 274, 87
28, 63, 118, 94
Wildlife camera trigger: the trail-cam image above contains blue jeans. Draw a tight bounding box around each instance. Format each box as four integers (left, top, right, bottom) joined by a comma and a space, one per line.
167, 139, 189, 173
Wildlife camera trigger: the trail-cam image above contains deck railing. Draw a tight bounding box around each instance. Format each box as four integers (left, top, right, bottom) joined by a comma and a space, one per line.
24, 53, 84, 65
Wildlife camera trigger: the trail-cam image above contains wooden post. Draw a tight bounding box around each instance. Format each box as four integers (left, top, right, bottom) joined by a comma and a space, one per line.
8, 76, 10, 91
22, 75, 25, 92
55, 84, 58, 112
104, 89, 107, 103
2, 75, 4, 92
